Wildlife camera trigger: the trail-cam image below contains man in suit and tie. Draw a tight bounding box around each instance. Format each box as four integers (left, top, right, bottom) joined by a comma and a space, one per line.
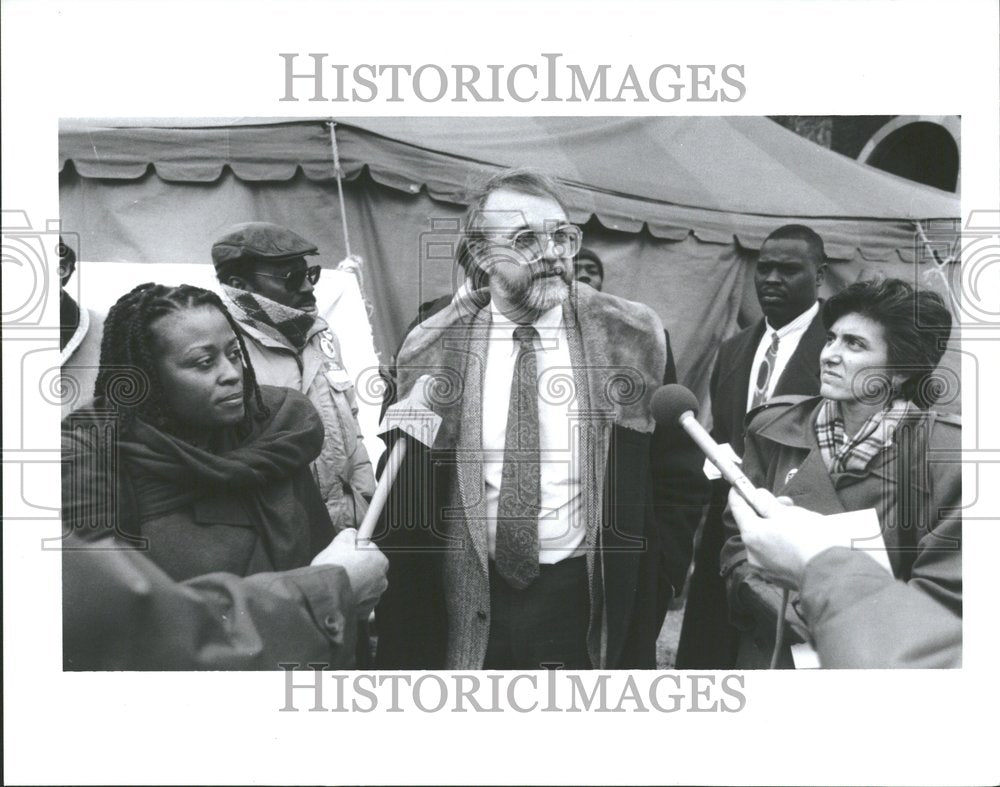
675, 223, 828, 669
373, 168, 705, 670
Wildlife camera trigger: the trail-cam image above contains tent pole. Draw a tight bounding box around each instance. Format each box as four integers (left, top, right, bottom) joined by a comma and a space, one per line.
328, 120, 353, 258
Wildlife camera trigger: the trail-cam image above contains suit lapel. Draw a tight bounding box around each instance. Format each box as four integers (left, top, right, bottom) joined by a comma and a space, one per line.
454, 308, 491, 575
565, 298, 608, 579
720, 320, 765, 452
781, 443, 846, 516
773, 311, 825, 398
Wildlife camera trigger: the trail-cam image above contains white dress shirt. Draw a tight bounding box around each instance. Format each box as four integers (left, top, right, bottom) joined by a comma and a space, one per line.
482, 302, 585, 563
745, 301, 820, 411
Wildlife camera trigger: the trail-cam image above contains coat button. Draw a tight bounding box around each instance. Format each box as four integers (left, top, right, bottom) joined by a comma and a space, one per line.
476, 610, 487, 621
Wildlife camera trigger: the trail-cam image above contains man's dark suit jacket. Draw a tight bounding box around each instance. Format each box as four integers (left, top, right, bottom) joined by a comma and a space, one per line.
675, 310, 825, 669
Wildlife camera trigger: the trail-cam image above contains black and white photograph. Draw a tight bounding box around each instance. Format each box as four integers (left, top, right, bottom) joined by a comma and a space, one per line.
4, 1, 999, 785
57, 114, 963, 673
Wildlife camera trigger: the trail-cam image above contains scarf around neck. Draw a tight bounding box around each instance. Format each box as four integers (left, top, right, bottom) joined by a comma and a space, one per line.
221, 284, 325, 351
814, 397, 914, 474
117, 385, 328, 569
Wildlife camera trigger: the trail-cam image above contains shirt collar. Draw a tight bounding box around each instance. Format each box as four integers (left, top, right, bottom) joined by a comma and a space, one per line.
764, 300, 819, 339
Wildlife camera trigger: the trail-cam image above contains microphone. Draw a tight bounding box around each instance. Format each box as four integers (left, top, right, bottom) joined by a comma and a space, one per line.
653, 383, 789, 667
651, 383, 766, 516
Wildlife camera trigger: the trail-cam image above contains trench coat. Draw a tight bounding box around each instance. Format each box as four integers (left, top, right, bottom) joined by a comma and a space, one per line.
720, 395, 962, 668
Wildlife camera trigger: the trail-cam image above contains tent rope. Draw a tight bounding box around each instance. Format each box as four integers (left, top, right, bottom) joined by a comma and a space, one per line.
914, 220, 960, 318
328, 120, 353, 258
327, 120, 379, 342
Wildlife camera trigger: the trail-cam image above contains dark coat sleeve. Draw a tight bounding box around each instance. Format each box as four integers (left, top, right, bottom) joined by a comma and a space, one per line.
650, 329, 709, 612
899, 417, 963, 617
800, 547, 961, 668
63, 537, 358, 670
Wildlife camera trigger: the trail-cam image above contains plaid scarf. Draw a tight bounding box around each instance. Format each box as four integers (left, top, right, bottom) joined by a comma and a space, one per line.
221, 285, 325, 351
814, 397, 914, 474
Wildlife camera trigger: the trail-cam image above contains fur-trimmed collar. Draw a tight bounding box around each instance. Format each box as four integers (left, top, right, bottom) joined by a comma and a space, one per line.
395, 284, 666, 449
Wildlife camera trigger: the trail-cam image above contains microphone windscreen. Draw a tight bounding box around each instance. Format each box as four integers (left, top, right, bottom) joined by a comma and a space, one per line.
650, 383, 700, 426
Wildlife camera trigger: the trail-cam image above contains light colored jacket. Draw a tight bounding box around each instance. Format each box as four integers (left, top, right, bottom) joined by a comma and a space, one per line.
61, 304, 104, 418
232, 317, 375, 532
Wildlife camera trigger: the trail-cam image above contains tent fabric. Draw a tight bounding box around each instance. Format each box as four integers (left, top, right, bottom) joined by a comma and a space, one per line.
59, 117, 959, 262
67, 262, 387, 466
58, 167, 751, 400
58, 117, 961, 411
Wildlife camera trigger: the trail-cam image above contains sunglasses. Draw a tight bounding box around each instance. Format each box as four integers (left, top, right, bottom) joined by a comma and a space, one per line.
253, 264, 322, 292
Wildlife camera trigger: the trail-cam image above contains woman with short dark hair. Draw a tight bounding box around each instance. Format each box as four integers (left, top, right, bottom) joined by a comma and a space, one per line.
720, 277, 961, 668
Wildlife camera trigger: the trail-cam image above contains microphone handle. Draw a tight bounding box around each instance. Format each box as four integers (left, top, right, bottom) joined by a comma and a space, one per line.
677, 410, 767, 517
676, 406, 791, 668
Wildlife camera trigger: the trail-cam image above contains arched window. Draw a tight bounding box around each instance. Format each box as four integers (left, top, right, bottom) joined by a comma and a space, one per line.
860, 117, 960, 193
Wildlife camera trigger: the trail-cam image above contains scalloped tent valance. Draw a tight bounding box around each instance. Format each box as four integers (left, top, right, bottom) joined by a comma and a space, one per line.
59, 116, 959, 263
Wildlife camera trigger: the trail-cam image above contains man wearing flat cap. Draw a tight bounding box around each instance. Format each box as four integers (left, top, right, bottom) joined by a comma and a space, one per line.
213, 222, 375, 534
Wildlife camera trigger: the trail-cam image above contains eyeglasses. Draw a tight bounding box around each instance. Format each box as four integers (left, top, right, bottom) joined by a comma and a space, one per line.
253, 264, 321, 292
473, 224, 583, 264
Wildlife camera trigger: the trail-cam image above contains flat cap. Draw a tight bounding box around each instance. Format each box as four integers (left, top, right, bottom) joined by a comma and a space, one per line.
212, 222, 318, 271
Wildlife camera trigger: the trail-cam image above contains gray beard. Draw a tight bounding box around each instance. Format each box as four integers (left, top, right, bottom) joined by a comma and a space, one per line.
492, 270, 569, 322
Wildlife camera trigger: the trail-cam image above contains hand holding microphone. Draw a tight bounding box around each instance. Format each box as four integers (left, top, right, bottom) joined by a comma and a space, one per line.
727, 488, 830, 591
356, 374, 442, 543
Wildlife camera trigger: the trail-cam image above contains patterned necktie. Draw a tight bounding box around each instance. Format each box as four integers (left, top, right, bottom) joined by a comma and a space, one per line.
495, 325, 541, 590
751, 331, 780, 409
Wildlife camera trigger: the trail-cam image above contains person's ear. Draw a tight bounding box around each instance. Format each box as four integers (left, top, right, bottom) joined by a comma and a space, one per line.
815, 263, 827, 287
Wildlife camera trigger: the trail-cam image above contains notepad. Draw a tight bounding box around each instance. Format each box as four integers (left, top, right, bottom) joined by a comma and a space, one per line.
702, 443, 741, 480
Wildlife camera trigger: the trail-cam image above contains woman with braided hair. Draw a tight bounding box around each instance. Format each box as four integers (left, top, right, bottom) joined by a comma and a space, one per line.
62, 282, 339, 581
719, 277, 962, 668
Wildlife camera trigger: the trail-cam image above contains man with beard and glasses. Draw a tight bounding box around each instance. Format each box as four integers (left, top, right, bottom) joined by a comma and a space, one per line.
676, 223, 827, 669
373, 168, 705, 670
213, 222, 375, 534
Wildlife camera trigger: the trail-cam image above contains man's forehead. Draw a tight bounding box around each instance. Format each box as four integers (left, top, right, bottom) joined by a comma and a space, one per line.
479, 189, 567, 231
759, 238, 815, 263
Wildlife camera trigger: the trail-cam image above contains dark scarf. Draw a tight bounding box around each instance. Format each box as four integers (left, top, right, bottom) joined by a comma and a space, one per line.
64, 386, 331, 572
221, 284, 322, 351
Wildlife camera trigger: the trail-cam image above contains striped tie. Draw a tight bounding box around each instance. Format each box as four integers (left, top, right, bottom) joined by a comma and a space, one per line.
751, 332, 780, 409
495, 325, 541, 590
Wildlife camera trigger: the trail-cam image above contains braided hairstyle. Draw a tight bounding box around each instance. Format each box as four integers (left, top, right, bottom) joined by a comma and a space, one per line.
94, 283, 269, 432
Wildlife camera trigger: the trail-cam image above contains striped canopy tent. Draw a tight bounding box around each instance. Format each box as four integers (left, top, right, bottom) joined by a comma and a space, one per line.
59, 116, 960, 407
